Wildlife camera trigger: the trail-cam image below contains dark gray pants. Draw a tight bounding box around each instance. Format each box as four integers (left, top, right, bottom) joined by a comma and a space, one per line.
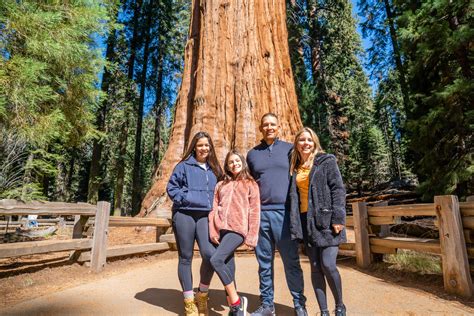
172, 210, 216, 292
210, 231, 243, 286
301, 213, 343, 311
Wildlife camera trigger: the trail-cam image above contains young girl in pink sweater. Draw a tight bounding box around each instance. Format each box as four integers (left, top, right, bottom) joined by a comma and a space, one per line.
208, 150, 260, 316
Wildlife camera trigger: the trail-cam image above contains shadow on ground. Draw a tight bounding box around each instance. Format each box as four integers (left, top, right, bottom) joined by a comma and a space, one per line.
135, 288, 295, 315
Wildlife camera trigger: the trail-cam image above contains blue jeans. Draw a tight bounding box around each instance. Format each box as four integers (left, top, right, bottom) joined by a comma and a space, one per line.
255, 209, 306, 308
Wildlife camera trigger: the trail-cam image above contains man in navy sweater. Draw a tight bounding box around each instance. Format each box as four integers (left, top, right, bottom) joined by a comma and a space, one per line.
247, 113, 307, 316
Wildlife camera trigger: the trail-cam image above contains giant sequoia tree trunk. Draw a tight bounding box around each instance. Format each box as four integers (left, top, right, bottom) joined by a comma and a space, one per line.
141, 0, 302, 215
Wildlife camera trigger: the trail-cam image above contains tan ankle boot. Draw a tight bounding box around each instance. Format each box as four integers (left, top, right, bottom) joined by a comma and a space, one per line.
184, 297, 198, 316
194, 291, 209, 316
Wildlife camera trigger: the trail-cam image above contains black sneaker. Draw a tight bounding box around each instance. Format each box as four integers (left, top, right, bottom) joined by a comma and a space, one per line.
320, 311, 330, 316
230, 296, 248, 316
250, 304, 275, 316
294, 306, 308, 316
334, 304, 346, 316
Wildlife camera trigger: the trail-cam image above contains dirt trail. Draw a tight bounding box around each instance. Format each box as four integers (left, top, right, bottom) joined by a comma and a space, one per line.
1, 254, 472, 316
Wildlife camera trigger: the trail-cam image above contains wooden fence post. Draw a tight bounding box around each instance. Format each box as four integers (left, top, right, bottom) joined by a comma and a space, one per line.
72, 215, 89, 239
435, 195, 473, 298
371, 201, 389, 262
90, 201, 110, 273
352, 202, 371, 268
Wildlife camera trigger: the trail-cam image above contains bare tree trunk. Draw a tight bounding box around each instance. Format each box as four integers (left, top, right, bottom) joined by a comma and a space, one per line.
21, 153, 34, 201
383, 0, 410, 112
141, 0, 302, 215
152, 46, 165, 171
114, 115, 129, 216
113, 0, 143, 216
88, 29, 117, 204
131, 0, 155, 215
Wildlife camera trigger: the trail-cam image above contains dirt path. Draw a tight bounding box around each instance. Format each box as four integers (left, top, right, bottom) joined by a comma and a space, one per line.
1, 254, 472, 315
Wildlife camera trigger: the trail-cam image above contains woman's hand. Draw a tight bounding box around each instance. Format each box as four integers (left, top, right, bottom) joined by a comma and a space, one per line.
332, 224, 344, 234
211, 236, 220, 244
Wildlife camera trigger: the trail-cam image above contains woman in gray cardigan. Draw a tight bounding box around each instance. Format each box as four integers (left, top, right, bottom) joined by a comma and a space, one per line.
289, 127, 346, 316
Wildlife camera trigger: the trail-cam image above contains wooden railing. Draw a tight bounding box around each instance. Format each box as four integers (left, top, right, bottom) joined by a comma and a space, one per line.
0, 200, 171, 273
347, 195, 473, 298
2, 196, 473, 297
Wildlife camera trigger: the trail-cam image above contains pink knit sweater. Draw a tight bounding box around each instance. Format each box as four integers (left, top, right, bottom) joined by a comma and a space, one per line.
209, 179, 261, 247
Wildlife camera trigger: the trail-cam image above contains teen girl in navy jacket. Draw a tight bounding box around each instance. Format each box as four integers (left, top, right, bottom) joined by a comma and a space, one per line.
167, 131, 223, 316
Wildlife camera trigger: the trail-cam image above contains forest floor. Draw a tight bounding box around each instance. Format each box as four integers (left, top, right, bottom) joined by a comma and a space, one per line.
0, 227, 473, 315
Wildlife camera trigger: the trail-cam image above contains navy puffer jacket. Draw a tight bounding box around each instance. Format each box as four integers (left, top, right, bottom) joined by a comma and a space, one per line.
167, 156, 218, 212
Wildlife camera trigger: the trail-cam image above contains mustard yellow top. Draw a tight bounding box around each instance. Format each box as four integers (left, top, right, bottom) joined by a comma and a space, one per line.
296, 166, 311, 213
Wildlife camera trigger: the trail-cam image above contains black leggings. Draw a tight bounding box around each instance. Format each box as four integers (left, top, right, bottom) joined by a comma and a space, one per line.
172, 210, 217, 292
301, 213, 343, 311
210, 231, 243, 286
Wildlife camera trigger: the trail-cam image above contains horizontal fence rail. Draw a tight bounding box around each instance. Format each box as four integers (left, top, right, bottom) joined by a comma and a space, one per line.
350, 195, 473, 298
2, 196, 473, 298
0, 200, 172, 273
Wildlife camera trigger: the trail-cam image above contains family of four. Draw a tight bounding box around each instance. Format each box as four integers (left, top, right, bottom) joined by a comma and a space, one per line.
166, 113, 347, 316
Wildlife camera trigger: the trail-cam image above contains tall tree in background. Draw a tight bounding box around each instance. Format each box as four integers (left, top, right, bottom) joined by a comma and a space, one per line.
287, 0, 388, 190
130, 0, 155, 214
110, 0, 188, 215
0, 0, 116, 200
141, 0, 303, 215
151, 0, 189, 172
88, 6, 120, 204
358, 0, 409, 111
373, 71, 406, 180
397, 0, 473, 199
357, 0, 410, 183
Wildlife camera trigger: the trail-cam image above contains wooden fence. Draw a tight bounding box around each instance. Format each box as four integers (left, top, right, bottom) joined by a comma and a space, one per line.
0, 200, 171, 273
1, 196, 473, 297
343, 195, 474, 298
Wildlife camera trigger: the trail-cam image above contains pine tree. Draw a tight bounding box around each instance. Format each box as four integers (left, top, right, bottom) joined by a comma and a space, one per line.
358, 0, 409, 112
373, 71, 407, 180
88, 4, 121, 204
397, 0, 473, 199
296, 1, 375, 179
0, 0, 117, 199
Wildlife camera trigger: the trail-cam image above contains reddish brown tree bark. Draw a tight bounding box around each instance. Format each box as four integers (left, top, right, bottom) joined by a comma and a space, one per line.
141, 0, 303, 215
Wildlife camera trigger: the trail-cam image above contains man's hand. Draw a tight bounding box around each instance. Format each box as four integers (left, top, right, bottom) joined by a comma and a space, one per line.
211, 236, 220, 244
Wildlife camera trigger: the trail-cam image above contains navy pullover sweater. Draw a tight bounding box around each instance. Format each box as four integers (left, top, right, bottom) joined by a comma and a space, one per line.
247, 139, 293, 210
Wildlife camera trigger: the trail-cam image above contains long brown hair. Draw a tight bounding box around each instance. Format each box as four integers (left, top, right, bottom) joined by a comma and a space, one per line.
222, 149, 254, 183
289, 127, 325, 175
181, 131, 223, 179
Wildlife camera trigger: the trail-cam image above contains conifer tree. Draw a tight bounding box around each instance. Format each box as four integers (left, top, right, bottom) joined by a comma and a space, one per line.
397, 0, 473, 199
294, 0, 375, 179
0, 0, 117, 199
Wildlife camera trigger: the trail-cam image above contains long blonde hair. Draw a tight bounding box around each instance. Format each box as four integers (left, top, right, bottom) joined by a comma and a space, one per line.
289, 127, 325, 175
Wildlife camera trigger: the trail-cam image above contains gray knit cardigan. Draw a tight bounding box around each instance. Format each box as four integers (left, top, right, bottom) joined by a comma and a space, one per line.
289, 153, 347, 247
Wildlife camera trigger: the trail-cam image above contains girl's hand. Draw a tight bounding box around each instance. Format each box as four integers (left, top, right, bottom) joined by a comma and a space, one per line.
211, 236, 220, 244
332, 224, 344, 234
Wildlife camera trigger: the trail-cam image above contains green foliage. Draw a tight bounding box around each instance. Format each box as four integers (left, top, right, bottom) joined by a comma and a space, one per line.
357, 0, 394, 79
0, 0, 115, 146
0, 0, 118, 200
373, 71, 411, 180
289, 0, 391, 190
397, 0, 473, 199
